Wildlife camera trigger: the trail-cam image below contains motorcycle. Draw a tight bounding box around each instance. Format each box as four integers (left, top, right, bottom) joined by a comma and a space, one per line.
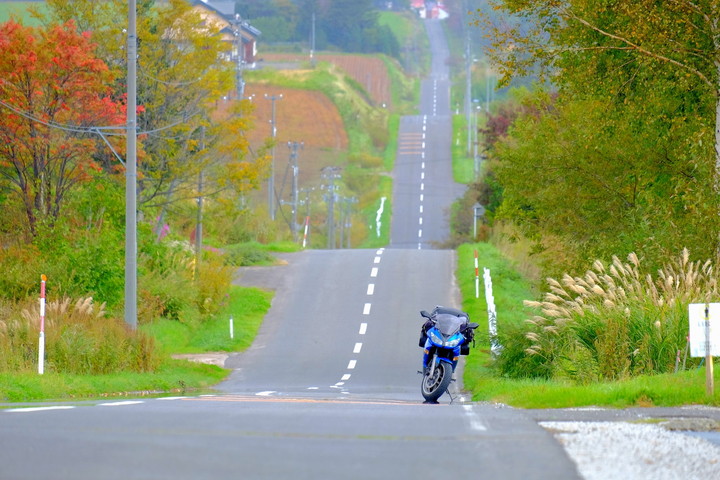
418, 306, 478, 403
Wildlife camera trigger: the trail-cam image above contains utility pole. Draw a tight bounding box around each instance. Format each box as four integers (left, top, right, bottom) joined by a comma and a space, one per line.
310, 12, 316, 68
194, 126, 205, 280
264, 93, 282, 220
339, 196, 357, 249
125, 0, 138, 330
287, 141, 303, 242
234, 14, 245, 100
322, 166, 341, 249
465, 32, 472, 157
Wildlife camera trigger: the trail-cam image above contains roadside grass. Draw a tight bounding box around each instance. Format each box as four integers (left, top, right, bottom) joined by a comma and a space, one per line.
359, 176, 392, 249
459, 242, 720, 407
0, 285, 271, 403
451, 115, 476, 184
0, 360, 226, 403
141, 285, 272, 354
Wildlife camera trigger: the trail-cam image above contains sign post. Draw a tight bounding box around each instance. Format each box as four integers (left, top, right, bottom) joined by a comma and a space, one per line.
688, 303, 720, 396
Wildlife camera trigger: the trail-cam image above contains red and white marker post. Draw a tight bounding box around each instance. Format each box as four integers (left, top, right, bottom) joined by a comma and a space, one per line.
474, 250, 479, 299
38, 274, 47, 375
302, 216, 310, 248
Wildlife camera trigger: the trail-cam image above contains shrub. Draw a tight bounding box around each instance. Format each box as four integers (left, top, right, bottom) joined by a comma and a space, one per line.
224, 243, 276, 267
194, 253, 233, 316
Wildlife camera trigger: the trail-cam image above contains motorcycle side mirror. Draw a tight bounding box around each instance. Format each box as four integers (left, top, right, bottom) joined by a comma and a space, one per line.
420, 310, 431, 318
468, 322, 479, 329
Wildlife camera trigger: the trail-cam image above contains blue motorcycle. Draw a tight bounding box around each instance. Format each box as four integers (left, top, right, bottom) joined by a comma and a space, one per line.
418, 307, 478, 403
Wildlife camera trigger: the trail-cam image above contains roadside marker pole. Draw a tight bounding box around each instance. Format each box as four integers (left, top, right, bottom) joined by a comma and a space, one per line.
302, 216, 310, 248
38, 275, 47, 375
483, 267, 501, 358
229, 316, 234, 340
474, 250, 479, 299
705, 305, 714, 396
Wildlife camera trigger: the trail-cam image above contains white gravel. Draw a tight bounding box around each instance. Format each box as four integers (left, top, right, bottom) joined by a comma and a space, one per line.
540, 421, 720, 479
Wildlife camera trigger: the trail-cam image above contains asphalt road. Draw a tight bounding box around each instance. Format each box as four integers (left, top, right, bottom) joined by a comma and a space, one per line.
0, 248, 581, 480
0, 19, 584, 480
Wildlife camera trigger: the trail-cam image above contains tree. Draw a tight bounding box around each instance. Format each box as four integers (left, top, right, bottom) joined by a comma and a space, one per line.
473, 0, 720, 190
0, 20, 124, 239
38, 0, 268, 215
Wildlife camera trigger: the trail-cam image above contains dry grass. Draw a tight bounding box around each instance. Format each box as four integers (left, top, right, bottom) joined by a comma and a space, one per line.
0, 297, 159, 374
518, 248, 714, 382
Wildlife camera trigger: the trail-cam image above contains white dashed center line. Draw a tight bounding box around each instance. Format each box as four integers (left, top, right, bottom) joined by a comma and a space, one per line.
363, 303, 372, 315
353, 343, 363, 354
367, 284, 375, 295
347, 360, 357, 369
359, 323, 368, 335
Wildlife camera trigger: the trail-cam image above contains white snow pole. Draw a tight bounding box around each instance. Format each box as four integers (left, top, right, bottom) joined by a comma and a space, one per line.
229, 315, 234, 340
38, 274, 47, 375
483, 268, 501, 357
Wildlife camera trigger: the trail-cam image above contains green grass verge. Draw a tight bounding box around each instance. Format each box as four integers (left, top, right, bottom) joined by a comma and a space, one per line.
141, 285, 272, 354
0, 360, 227, 403
459, 242, 720, 407
451, 114, 477, 184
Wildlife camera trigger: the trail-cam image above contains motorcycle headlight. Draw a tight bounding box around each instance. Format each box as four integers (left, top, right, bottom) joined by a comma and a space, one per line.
428, 330, 443, 345
445, 335, 463, 347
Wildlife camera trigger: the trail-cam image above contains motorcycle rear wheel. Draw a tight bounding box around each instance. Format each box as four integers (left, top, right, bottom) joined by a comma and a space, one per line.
421, 361, 452, 402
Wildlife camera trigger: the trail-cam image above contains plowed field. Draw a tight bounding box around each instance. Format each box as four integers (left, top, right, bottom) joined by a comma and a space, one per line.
240, 84, 348, 187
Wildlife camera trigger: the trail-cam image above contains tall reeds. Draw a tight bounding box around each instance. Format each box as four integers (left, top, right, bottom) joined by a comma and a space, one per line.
515, 249, 717, 383
0, 297, 159, 374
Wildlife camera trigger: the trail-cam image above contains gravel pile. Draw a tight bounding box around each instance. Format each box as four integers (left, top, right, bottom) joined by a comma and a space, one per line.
540, 420, 720, 479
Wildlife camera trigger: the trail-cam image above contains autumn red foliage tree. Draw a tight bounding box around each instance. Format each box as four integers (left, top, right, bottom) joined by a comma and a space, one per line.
0, 20, 124, 240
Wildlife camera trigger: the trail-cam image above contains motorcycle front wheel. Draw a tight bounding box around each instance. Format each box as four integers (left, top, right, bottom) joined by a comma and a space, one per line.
421, 361, 452, 402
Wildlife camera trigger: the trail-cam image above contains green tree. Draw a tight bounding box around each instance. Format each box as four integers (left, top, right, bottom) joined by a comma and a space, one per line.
474, 0, 720, 191
38, 0, 268, 218
472, 1, 720, 273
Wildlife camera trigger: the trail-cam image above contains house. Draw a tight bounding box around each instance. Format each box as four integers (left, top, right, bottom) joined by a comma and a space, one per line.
410, 0, 449, 19
190, 0, 261, 64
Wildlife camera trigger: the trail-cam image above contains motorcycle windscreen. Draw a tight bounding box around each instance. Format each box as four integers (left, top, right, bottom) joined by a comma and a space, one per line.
434, 313, 465, 336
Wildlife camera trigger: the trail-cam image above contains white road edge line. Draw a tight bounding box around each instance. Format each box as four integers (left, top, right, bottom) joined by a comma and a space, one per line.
7, 406, 75, 413
99, 401, 144, 407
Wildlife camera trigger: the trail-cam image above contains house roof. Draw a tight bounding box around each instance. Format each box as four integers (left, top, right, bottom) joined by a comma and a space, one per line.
190, 0, 261, 38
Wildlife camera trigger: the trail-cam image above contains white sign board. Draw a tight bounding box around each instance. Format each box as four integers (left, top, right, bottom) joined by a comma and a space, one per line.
688, 303, 720, 357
